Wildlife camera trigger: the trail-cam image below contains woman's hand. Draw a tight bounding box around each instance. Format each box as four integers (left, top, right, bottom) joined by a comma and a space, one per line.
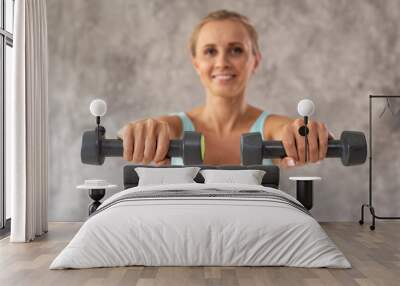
118, 119, 171, 165
280, 119, 332, 168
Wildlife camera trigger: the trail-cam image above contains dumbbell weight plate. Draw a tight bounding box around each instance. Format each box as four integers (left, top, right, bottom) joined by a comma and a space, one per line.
183, 131, 204, 165
340, 131, 367, 166
169, 131, 204, 165
81, 127, 106, 165
240, 133, 263, 165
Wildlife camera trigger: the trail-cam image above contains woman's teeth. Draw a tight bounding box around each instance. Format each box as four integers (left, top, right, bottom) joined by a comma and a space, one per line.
213, 75, 235, 80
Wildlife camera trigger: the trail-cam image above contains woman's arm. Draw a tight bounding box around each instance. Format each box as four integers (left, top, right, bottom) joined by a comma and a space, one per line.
117, 115, 182, 139
264, 114, 329, 168
117, 115, 183, 165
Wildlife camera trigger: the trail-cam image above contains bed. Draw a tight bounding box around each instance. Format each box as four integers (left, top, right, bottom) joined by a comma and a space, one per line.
50, 165, 350, 269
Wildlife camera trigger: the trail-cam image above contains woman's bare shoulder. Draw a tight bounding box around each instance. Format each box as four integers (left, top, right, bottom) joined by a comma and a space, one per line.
155, 107, 204, 139
185, 106, 205, 130
247, 105, 263, 119
186, 106, 203, 118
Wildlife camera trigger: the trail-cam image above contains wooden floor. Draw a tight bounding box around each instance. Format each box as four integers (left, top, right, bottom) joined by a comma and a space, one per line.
0, 222, 399, 286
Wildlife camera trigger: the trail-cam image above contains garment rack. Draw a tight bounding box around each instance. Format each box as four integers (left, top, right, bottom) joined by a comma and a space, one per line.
359, 95, 400, 230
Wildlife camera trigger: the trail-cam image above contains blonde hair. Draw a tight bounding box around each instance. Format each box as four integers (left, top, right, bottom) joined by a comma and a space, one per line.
189, 10, 260, 57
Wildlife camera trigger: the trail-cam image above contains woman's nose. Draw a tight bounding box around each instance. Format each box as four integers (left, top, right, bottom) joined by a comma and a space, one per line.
215, 52, 231, 68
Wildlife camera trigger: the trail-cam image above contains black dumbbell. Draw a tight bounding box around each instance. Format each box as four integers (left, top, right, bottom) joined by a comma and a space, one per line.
81, 128, 204, 165
240, 131, 367, 166
81, 99, 205, 165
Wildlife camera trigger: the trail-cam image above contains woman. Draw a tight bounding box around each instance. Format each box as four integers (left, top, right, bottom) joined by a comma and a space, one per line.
119, 10, 330, 168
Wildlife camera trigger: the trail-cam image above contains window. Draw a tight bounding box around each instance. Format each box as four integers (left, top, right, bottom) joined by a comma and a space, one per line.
1, 0, 14, 234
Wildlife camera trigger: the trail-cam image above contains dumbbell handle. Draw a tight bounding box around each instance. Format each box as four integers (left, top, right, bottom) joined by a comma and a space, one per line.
100, 138, 184, 158
262, 139, 343, 158
102, 139, 123, 157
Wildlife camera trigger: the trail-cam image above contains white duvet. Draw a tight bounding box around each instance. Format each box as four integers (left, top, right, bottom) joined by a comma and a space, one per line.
50, 183, 351, 269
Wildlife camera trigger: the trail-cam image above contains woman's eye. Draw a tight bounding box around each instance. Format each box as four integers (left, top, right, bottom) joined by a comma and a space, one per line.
231, 47, 243, 55
204, 48, 217, 56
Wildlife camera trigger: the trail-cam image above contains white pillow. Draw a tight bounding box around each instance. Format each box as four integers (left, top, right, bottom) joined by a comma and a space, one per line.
200, 169, 266, 185
136, 167, 201, 186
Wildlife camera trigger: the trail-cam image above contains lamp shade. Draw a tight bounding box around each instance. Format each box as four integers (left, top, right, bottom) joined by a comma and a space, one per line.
90, 99, 107, 117
297, 99, 315, 117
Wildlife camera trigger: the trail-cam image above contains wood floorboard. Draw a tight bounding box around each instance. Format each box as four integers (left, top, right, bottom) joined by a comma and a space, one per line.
0, 222, 399, 286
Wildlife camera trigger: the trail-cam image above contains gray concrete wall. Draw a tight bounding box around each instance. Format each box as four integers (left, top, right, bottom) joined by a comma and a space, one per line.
47, 0, 400, 221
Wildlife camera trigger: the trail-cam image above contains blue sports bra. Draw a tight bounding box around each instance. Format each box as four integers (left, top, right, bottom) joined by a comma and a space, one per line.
169, 111, 273, 166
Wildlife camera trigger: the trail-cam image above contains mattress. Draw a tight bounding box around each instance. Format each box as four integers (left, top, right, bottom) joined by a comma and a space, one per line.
50, 183, 351, 269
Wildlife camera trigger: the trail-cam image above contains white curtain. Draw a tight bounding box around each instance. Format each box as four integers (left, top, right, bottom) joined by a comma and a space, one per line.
7, 0, 49, 242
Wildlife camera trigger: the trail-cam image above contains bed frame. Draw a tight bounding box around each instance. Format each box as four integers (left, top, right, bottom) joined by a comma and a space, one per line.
123, 165, 280, 189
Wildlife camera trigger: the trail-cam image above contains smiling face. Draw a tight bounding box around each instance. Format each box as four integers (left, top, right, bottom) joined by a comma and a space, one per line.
192, 20, 261, 99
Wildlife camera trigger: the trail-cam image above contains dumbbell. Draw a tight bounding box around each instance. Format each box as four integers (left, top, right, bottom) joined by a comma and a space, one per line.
240, 131, 367, 166
81, 99, 205, 165
241, 99, 367, 166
